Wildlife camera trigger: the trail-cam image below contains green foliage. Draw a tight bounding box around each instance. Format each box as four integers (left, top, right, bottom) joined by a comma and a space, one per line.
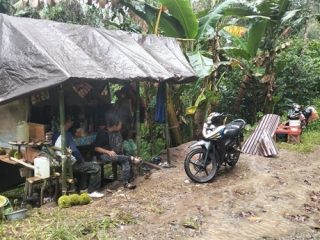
47, 226, 78, 240
122, 0, 185, 37
274, 39, 320, 112
159, 0, 198, 38
123, 0, 198, 38
15, 7, 41, 18
197, 0, 256, 40
139, 124, 166, 160
246, 19, 268, 57
41, 0, 84, 24
41, 0, 108, 28
186, 51, 213, 78
0, 0, 13, 14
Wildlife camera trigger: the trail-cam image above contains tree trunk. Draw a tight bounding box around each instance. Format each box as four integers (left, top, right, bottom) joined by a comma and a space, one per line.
233, 73, 253, 113
193, 103, 205, 139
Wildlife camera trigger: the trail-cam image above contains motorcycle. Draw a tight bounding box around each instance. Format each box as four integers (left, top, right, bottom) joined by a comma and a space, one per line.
184, 112, 246, 183
287, 103, 318, 128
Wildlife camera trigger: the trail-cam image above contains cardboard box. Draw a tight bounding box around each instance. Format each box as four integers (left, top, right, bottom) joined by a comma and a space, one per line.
28, 122, 46, 142
24, 147, 41, 163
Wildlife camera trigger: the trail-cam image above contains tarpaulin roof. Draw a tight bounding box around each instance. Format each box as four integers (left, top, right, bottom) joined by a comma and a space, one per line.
0, 14, 196, 104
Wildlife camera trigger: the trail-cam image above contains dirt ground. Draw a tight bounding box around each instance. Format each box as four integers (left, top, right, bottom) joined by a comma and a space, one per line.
3, 142, 320, 240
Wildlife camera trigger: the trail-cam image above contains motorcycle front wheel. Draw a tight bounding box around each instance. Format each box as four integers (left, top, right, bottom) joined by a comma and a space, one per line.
184, 148, 218, 183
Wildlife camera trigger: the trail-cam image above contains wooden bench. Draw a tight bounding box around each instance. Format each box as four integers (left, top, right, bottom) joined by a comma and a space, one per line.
24, 173, 60, 206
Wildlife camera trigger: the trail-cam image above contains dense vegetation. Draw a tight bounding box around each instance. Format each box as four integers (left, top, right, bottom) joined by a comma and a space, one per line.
1, 0, 320, 158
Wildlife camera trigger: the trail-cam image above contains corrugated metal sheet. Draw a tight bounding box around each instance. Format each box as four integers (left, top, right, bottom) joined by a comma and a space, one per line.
242, 114, 280, 157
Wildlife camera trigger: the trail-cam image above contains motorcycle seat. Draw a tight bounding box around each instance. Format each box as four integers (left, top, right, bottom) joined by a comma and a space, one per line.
223, 120, 245, 138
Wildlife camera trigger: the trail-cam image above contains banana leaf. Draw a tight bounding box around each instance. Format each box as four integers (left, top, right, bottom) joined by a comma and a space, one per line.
186, 91, 206, 115
159, 0, 198, 39
122, 0, 185, 37
187, 51, 213, 79
197, 0, 256, 40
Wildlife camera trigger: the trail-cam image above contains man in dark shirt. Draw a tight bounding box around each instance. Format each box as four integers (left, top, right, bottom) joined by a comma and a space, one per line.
94, 114, 140, 189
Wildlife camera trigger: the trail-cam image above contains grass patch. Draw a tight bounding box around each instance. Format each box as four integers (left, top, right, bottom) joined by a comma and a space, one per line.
183, 217, 200, 230
1, 206, 136, 239
146, 203, 165, 215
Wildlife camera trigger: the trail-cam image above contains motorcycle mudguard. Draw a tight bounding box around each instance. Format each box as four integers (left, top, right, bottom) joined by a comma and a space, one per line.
189, 140, 210, 150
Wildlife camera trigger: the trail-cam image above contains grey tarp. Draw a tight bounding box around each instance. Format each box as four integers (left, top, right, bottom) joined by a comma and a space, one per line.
0, 14, 196, 104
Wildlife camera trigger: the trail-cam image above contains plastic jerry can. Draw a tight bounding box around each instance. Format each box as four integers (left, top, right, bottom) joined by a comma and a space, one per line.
34, 157, 50, 178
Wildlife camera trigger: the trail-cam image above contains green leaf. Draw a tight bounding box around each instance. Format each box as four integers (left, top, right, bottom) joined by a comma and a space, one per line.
281, 9, 300, 23
221, 46, 251, 60
187, 51, 213, 78
186, 91, 207, 115
197, 0, 257, 40
247, 19, 268, 57
122, 0, 184, 37
159, 0, 198, 39
159, 12, 185, 37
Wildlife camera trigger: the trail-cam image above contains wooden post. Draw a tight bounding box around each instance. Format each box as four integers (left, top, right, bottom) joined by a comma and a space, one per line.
59, 86, 68, 194
135, 82, 141, 156
106, 82, 111, 103
165, 83, 171, 164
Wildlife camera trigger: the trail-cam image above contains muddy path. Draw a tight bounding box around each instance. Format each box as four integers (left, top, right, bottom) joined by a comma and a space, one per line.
104, 143, 320, 239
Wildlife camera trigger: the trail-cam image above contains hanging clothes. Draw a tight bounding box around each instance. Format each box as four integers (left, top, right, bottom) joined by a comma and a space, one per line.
154, 83, 166, 123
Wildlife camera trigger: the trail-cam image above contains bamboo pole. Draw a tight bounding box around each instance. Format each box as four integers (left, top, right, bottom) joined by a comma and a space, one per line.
135, 82, 141, 156
165, 83, 171, 165
59, 86, 67, 193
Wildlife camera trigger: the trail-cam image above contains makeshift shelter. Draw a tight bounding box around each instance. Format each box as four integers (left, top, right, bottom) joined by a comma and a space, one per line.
0, 13, 195, 104
0, 14, 196, 191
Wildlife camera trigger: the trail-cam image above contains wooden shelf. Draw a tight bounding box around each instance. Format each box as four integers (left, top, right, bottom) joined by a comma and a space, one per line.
0, 155, 18, 165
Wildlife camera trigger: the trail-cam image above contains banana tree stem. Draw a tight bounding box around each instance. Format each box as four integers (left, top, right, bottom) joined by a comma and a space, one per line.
154, 4, 163, 35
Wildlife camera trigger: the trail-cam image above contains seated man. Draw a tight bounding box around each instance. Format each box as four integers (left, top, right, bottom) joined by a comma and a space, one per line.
53, 116, 104, 198
94, 114, 140, 189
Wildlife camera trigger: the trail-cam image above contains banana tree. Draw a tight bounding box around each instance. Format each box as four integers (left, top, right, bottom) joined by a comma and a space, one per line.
215, 0, 300, 114
185, 0, 259, 136
121, 0, 198, 38
119, 0, 198, 146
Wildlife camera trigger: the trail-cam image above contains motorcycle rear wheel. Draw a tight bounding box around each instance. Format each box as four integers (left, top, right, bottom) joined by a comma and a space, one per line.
184, 148, 218, 183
